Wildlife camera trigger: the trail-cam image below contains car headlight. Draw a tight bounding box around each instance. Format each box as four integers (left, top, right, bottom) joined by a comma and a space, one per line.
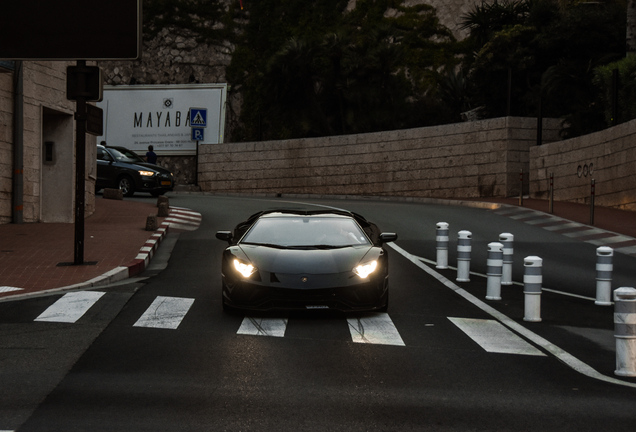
233, 259, 258, 278
353, 260, 377, 279
138, 170, 156, 177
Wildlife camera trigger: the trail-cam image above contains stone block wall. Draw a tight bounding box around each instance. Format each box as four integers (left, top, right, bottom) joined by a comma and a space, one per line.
530, 118, 636, 211
198, 117, 561, 199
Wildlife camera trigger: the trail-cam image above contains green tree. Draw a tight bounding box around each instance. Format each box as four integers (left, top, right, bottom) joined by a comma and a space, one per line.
230, 0, 458, 140
594, 55, 636, 126
461, 0, 626, 137
143, 0, 236, 43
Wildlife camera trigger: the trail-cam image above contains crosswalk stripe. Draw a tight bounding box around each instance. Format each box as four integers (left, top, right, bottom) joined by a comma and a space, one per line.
347, 313, 405, 346
448, 317, 545, 356
238, 317, 288, 337
133, 296, 194, 329
35, 291, 106, 323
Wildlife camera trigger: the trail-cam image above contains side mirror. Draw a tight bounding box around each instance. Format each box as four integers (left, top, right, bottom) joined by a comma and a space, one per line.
216, 231, 233, 243
379, 233, 397, 243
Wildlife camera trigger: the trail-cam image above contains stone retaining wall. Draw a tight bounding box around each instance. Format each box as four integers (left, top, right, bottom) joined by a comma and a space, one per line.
199, 117, 561, 199
530, 118, 636, 211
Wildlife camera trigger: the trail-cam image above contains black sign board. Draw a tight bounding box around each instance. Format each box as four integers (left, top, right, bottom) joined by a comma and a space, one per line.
86, 105, 104, 136
0, 1, 141, 60
67, 65, 103, 102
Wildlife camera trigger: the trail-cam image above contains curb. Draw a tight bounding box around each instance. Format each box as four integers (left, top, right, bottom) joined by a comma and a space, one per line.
124, 219, 171, 277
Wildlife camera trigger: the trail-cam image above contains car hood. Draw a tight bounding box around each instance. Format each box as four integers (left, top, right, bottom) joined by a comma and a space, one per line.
239, 244, 373, 275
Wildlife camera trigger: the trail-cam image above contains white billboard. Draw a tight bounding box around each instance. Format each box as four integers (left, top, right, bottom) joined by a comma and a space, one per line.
97, 83, 227, 155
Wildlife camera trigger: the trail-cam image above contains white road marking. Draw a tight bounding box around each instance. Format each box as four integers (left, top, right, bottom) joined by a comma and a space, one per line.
165, 222, 199, 231
238, 317, 288, 337
0, 286, 22, 293
35, 291, 105, 323
347, 313, 405, 346
134, 296, 194, 330
449, 317, 545, 356
387, 242, 636, 389
168, 212, 201, 222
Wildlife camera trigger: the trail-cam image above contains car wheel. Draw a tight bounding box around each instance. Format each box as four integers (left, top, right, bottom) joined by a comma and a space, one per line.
117, 175, 135, 197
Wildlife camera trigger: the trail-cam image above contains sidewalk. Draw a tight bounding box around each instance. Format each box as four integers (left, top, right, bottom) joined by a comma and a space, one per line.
0, 197, 169, 301
1, 194, 635, 302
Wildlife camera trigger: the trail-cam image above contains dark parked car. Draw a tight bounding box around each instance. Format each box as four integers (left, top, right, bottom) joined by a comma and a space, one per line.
96, 145, 174, 197
216, 209, 397, 312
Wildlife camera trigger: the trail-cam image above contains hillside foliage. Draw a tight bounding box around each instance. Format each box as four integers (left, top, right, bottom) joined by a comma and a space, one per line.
142, 0, 631, 141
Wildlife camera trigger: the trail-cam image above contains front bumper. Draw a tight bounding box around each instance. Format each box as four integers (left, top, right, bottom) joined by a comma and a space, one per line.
222, 277, 389, 312
137, 173, 174, 192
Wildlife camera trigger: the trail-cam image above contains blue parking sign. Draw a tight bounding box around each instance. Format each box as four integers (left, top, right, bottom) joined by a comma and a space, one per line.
190, 108, 207, 127
192, 128, 205, 141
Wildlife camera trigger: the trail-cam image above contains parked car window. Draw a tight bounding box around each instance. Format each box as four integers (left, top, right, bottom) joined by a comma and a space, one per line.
108, 147, 145, 164
97, 148, 111, 161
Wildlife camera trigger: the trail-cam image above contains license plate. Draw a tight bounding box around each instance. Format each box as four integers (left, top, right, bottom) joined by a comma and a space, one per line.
161, 181, 171, 186
306, 305, 329, 309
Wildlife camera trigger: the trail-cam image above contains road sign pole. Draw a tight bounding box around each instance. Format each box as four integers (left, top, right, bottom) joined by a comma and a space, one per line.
74, 60, 87, 265
195, 140, 199, 186
190, 108, 207, 187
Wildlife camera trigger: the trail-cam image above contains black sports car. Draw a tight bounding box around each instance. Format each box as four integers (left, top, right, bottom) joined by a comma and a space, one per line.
96, 145, 174, 197
216, 209, 397, 312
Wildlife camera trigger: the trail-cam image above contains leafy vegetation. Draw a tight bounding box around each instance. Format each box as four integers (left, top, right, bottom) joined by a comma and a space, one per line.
461, 0, 627, 138
141, 0, 632, 140
225, 0, 459, 140
594, 55, 636, 126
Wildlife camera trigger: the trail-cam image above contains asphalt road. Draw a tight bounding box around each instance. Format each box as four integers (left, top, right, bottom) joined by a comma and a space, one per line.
1, 195, 635, 431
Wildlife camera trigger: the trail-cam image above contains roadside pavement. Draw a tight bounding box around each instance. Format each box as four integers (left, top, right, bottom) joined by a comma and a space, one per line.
0, 195, 201, 302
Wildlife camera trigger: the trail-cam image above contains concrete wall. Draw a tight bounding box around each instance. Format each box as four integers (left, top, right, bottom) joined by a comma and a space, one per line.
0, 62, 96, 224
199, 117, 561, 199
530, 118, 636, 211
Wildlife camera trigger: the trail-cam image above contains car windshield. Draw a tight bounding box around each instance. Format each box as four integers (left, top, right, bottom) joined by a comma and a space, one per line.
108, 148, 145, 163
241, 216, 372, 248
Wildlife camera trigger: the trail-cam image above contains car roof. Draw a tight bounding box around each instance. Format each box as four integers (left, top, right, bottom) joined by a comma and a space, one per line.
248, 208, 358, 221
259, 211, 350, 219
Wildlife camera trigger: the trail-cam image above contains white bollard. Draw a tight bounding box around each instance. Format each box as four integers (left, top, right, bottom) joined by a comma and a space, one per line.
486, 242, 504, 301
595, 246, 613, 306
499, 233, 514, 286
436, 222, 449, 269
456, 230, 472, 282
614, 287, 636, 377
523, 256, 543, 322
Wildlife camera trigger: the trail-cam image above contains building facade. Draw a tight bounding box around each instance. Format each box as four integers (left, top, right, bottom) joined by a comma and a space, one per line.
0, 61, 96, 225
